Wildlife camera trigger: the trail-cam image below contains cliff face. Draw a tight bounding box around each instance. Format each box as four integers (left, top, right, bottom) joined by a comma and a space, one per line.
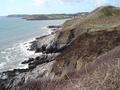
46, 6, 120, 89
51, 30, 120, 79
55, 6, 120, 46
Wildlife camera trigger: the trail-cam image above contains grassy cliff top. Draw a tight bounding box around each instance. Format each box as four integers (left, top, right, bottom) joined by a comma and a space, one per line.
55, 6, 120, 45
61, 6, 120, 31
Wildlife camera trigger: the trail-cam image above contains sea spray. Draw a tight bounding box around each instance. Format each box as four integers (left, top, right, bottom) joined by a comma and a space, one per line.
0, 18, 66, 72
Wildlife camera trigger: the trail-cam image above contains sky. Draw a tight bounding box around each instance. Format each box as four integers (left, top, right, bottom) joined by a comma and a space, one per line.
0, 0, 120, 16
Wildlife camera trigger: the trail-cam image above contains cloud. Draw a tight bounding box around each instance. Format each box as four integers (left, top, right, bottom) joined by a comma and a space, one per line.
112, 1, 120, 7
5, 7, 23, 14
33, 0, 47, 6
85, 0, 109, 6
58, 0, 80, 4
9, 0, 15, 4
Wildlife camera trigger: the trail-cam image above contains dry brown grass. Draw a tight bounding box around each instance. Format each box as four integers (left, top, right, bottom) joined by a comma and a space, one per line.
19, 46, 120, 90
51, 30, 120, 80
61, 6, 120, 31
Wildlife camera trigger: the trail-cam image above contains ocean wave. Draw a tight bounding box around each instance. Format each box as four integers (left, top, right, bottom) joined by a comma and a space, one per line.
0, 62, 5, 68
0, 37, 40, 72
0, 26, 54, 72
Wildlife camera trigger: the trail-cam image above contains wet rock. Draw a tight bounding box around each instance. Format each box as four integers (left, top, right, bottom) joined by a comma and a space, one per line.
28, 53, 59, 69
29, 41, 37, 51
47, 25, 62, 29
30, 33, 67, 54
0, 61, 54, 90
21, 58, 34, 64
0, 69, 29, 80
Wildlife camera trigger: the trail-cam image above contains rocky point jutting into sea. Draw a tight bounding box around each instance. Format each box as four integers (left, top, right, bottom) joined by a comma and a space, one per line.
0, 6, 120, 90
0, 24, 68, 90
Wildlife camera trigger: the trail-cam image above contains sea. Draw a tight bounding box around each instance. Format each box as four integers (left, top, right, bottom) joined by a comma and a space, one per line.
0, 16, 66, 72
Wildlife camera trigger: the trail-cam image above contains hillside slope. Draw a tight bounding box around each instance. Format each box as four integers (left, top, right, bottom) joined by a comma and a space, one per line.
55, 6, 120, 46
51, 30, 120, 79
20, 46, 120, 90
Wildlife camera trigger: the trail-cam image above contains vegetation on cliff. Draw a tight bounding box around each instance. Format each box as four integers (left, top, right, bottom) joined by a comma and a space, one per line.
19, 46, 120, 90
55, 6, 120, 46
51, 30, 120, 79
20, 5, 120, 90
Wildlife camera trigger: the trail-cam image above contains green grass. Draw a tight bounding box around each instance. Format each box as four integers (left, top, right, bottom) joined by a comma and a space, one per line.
47, 15, 63, 19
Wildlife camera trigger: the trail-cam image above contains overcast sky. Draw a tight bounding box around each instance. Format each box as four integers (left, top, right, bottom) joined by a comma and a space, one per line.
0, 0, 120, 16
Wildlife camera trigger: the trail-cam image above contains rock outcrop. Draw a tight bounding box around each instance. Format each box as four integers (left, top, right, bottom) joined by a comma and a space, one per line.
0, 24, 67, 90
30, 33, 67, 54
0, 61, 54, 90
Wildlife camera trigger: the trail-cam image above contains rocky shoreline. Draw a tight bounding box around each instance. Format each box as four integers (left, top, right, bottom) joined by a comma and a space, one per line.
0, 25, 67, 90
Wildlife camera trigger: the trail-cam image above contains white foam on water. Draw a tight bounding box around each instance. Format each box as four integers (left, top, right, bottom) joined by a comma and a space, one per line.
5, 56, 10, 61
0, 62, 5, 67
1, 51, 6, 54
0, 27, 53, 72
15, 62, 29, 70
42, 27, 53, 35
0, 36, 45, 73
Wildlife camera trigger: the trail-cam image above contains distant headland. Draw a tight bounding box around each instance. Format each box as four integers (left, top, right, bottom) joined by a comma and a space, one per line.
7, 12, 88, 20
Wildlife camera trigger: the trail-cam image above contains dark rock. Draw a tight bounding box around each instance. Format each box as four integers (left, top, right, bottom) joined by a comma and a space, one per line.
0, 68, 29, 90
0, 80, 6, 90
21, 58, 34, 64
35, 41, 67, 54
52, 29, 57, 31
28, 53, 59, 69
36, 45, 46, 53
29, 41, 37, 51
35, 56, 40, 60
35, 48, 41, 53
41, 45, 46, 51
29, 32, 67, 54
47, 25, 62, 28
